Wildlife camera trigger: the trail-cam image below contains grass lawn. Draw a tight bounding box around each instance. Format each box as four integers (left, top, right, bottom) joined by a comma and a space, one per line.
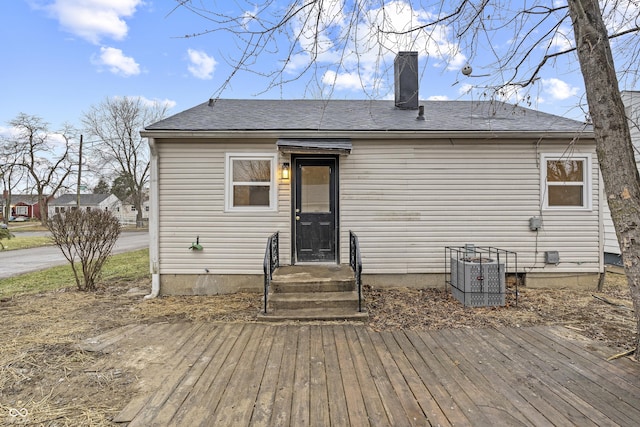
0, 249, 150, 297
2, 222, 49, 232
0, 235, 54, 250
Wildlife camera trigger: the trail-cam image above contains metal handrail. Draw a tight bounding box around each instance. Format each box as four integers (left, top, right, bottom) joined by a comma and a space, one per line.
349, 230, 363, 312
263, 231, 279, 314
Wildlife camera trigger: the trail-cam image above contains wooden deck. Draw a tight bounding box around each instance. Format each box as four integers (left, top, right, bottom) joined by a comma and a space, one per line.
83, 323, 640, 426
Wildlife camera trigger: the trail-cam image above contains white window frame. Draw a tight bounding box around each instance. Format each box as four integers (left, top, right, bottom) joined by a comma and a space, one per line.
541, 153, 592, 211
225, 153, 278, 212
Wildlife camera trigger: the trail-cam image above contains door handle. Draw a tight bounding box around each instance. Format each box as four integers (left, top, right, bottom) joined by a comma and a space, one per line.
296, 216, 300, 221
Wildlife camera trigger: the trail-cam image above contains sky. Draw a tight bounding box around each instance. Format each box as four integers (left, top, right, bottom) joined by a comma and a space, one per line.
1, 0, 638, 135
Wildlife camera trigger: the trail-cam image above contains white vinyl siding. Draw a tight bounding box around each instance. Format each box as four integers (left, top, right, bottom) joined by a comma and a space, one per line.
339, 139, 600, 275
156, 142, 290, 275
602, 202, 620, 254
603, 91, 640, 255
155, 137, 599, 278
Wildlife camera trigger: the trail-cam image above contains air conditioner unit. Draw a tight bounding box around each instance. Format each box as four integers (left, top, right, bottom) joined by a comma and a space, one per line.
450, 256, 505, 306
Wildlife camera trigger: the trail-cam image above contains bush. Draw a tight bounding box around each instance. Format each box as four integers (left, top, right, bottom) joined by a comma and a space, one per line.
47, 209, 122, 291
0, 226, 13, 250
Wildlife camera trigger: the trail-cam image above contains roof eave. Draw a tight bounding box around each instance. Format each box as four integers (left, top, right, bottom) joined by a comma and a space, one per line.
141, 129, 594, 140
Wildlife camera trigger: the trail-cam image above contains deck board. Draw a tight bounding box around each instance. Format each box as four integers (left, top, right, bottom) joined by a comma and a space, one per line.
309, 325, 330, 427
90, 323, 640, 426
488, 327, 610, 426
250, 325, 287, 427
448, 328, 560, 427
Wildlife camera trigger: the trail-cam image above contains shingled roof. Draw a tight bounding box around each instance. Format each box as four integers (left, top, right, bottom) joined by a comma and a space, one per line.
49, 194, 115, 206
144, 99, 590, 134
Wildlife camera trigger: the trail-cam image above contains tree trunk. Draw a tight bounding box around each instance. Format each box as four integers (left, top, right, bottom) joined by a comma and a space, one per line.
135, 195, 143, 226
39, 194, 49, 226
568, 0, 640, 356
3, 191, 11, 223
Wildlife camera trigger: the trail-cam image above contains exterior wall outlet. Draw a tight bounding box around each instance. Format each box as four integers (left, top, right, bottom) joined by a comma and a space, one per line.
545, 251, 560, 264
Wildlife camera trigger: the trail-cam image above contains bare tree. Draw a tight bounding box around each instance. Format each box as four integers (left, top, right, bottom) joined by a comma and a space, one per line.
5, 113, 77, 225
174, 0, 640, 355
48, 209, 122, 291
0, 150, 27, 224
81, 97, 168, 226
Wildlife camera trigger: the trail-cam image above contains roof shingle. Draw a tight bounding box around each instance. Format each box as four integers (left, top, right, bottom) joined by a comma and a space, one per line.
145, 99, 589, 133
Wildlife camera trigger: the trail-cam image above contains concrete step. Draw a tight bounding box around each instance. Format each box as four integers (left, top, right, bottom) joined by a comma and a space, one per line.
271, 280, 355, 293
263, 264, 364, 322
257, 307, 369, 322
268, 291, 360, 311
271, 265, 355, 293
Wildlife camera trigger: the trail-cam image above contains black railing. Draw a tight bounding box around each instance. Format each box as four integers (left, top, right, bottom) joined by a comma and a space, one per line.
349, 230, 363, 312
263, 231, 279, 314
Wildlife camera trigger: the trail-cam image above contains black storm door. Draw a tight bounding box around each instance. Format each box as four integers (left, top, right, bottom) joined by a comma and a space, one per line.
295, 158, 337, 262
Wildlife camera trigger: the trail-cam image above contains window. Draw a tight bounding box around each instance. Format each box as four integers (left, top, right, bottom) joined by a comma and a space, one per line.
16, 206, 28, 216
542, 154, 591, 210
131, 206, 136, 211
226, 153, 277, 211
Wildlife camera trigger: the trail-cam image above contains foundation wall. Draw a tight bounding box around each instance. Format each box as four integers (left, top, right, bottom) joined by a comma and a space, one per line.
157, 271, 602, 295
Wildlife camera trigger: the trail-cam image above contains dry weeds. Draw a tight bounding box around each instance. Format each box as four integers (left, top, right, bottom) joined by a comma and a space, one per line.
0, 271, 636, 425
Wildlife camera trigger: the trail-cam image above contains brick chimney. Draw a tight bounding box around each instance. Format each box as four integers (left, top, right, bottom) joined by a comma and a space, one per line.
394, 51, 419, 110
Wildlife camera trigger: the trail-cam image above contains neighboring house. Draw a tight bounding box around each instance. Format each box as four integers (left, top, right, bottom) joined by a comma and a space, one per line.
602, 91, 640, 266
120, 195, 150, 225
141, 52, 600, 296
3, 194, 49, 220
48, 194, 123, 220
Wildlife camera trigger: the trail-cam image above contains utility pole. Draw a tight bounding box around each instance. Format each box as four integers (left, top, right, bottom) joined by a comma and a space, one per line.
76, 134, 83, 208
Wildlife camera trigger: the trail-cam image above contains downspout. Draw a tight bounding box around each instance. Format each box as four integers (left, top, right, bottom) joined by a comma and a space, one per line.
598, 169, 606, 291
145, 137, 160, 299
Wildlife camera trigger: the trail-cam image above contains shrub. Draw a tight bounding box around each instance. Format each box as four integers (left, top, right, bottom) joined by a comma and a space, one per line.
47, 209, 122, 291
0, 226, 13, 250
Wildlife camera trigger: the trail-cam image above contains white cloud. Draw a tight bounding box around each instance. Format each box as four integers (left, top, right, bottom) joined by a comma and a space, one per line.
457, 83, 474, 96
0, 125, 17, 139
94, 47, 140, 76
45, 0, 142, 44
241, 5, 260, 29
322, 70, 366, 91
288, 0, 464, 94
602, 0, 640, 34
427, 95, 448, 101
187, 49, 217, 80
542, 78, 579, 100
549, 24, 574, 52
138, 96, 177, 110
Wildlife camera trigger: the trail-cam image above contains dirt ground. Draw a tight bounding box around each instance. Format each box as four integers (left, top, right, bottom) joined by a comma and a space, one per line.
0, 271, 637, 426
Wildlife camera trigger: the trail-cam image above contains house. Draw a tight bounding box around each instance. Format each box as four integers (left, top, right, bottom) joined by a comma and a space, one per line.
119, 195, 150, 225
48, 194, 123, 219
602, 90, 640, 266
2, 194, 49, 220
141, 52, 599, 296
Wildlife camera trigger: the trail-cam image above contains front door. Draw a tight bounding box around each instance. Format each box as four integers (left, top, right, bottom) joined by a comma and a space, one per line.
294, 157, 338, 262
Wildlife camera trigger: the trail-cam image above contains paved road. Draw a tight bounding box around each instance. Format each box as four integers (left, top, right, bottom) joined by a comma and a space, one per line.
0, 231, 149, 279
